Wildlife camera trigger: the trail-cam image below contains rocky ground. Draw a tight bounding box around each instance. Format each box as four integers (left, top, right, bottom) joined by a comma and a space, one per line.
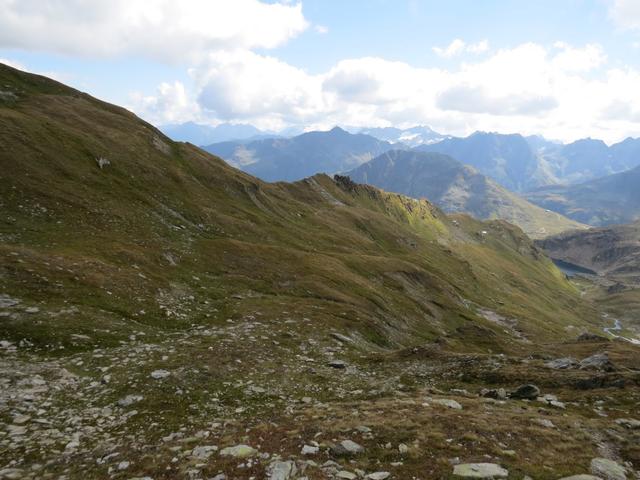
1, 303, 639, 480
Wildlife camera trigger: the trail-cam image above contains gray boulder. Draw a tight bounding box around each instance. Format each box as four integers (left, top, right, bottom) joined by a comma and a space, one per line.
615, 418, 640, 430
480, 388, 507, 400
328, 360, 347, 369
580, 353, 615, 371
331, 439, 364, 456
545, 358, 577, 369
510, 384, 541, 400
268, 460, 297, 480
590, 458, 627, 480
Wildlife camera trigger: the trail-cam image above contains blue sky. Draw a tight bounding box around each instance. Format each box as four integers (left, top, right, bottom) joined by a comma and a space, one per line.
1, 0, 639, 142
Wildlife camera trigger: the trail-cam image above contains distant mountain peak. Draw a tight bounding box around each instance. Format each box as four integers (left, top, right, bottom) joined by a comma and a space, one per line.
203, 126, 395, 182
359, 125, 446, 147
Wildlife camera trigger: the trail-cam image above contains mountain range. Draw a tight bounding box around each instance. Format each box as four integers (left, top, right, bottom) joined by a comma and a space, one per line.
203, 126, 395, 182
416, 131, 640, 192
346, 150, 585, 238
160, 121, 280, 145
416, 132, 551, 192
202, 125, 640, 231
526, 164, 640, 226
536, 137, 640, 185
170, 120, 640, 203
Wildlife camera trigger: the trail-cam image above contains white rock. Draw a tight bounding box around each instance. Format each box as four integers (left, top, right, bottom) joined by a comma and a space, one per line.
534, 418, 556, 429
268, 460, 297, 480
615, 418, 640, 430
150, 370, 170, 379
117, 395, 143, 407
367, 472, 391, 480
337, 472, 358, 480
301, 445, 319, 455
431, 398, 463, 410
12, 414, 31, 425
191, 445, 218, 460
453, 463, 509, 478
590, 458, 627, 480
0, 469, 25, 480
339, 439, 364, 454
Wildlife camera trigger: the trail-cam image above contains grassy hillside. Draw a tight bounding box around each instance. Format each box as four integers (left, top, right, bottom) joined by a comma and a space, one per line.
346, 150, 585, 238
3, 64, 639, 480
0, 63, 595, 351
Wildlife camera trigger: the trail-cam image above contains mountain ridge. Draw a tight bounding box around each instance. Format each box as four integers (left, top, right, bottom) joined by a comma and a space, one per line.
346, 149, 585, 238
203, 126, 396, 182
526, 164, 640, 226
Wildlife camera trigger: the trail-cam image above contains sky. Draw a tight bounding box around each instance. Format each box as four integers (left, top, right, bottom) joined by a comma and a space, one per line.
1, 0, 640, 143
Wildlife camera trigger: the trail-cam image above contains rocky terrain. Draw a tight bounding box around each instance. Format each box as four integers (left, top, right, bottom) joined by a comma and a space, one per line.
1, 63, 640, 480
1, 300, 640, 479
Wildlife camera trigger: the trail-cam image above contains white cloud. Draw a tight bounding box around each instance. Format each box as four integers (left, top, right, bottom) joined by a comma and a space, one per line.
437, 85, 558, 115
552, 42, 606, 72
194, 50, 323, 128
433, 39, 490, 58
433, 39, 466, 58
0, 0, 308, 62
130, 41, 640, 143
467, 40, 490, 54
314, 25, 329, 34
129, 81, 199, 124
610, 0, 640, 30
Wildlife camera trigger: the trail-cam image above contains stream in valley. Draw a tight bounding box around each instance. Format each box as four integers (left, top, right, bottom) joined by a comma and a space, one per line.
603, 314, 640, 345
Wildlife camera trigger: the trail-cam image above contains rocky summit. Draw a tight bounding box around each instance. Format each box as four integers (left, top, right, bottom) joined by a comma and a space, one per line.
1, 62, 640, 480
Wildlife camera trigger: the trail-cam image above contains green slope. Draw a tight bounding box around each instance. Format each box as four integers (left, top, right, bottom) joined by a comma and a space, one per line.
0, 64, 598, 355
